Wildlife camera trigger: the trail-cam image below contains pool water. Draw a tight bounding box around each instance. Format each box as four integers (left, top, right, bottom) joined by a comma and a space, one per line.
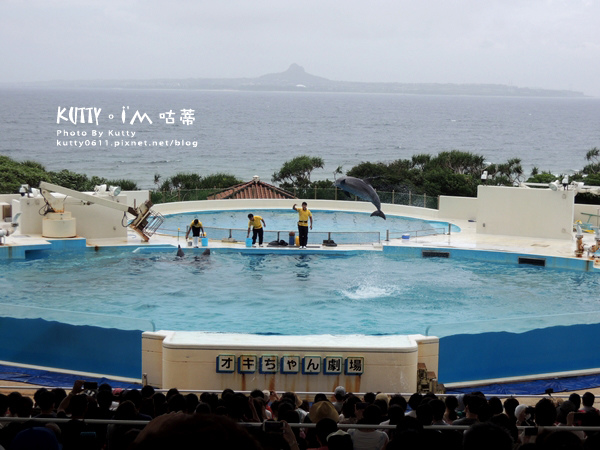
2, 249, 599, 336
158, 209, 459, 244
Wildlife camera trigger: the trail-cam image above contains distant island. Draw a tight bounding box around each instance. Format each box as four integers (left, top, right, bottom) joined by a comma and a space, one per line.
15, 64, 587, 98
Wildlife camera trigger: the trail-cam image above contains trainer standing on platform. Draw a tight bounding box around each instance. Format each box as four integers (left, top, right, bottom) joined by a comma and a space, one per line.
185, 218, 204, 248
293, 202, 313, 249
247, 214, 266, 247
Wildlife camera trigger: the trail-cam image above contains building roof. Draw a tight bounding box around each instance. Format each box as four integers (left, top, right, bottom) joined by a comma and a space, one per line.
207, 177, 296, 200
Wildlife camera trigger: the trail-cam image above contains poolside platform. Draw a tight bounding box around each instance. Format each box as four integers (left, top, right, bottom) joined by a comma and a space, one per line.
2, 213, 597, 272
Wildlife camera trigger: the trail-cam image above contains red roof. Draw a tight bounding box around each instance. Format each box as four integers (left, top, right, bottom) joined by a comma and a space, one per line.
207, 179, 296, 200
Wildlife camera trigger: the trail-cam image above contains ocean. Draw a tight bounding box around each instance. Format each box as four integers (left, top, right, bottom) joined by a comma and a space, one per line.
1, 87, 599, 190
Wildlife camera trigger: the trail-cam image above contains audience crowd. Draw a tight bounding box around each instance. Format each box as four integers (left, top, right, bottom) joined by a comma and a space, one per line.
0, 380, 599, 449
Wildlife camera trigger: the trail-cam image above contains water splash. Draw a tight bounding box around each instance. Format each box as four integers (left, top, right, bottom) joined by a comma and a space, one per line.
339, 284, 399, 300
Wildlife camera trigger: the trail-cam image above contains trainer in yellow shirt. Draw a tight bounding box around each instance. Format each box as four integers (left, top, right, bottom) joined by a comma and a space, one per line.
247, 214, 266, 247
185, 218, 204, 248
292, 202, 313, 249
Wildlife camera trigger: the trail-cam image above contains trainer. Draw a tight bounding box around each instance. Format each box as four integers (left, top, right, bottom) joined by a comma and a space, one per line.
292, 202, 313, 249
185, 218, 204, 248
247, 214, 266, 247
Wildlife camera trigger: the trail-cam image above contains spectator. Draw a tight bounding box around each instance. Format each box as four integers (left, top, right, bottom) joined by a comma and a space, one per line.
129, 413, 263, 450
60, 393, 99, 450
310, 417, 338, 450
570, 393, 582, 410
332, 386, 346, 413
430, 399, 448, 426
503, 397, 519, 423
405, 393, 422, 418
453, 393, 486, 426
33, 388, 56, 419
415, 402, 433, 427
327, 430, 353, 450
0, 396, 34, 449
580, 392, 598, 414
281, 392, 308, 421
363, 392, 376, 405
339, 395, 360, 424
10, 427, 62, 450
167, 393, 187, 414
184, 393, 199, 414
106, 400, 139, 450
556, 400, 578, 425
463, 422, 513, 450
195, 402, 212, 415
489, 397, 504, 416
348, 404, 388, 450
535, 398, 557, 426
515, 404, 535, 427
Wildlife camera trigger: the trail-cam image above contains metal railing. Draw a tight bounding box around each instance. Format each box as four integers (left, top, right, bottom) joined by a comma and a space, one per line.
1, 416, 600, 435
161, 225, 455, 246
0, 386, 581, 400
160, 226, 381, 245
151, 188, 439, 209
386, 225, 452, 241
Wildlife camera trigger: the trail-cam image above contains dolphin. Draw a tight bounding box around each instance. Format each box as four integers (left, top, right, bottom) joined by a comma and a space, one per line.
334, 176, 386, 220
176, 245, 185, 258
194, 248, 211, 261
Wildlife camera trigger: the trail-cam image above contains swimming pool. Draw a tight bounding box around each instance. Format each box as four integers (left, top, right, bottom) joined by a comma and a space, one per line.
2, 247, 598, 336
2, 205, 600, 383
158, 209, 460, 244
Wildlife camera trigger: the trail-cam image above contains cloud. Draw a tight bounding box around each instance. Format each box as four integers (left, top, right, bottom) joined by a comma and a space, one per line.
1, 0, 598, 95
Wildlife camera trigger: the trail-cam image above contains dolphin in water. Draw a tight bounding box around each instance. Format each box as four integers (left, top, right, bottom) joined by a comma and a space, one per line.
334, 176, 386, 219
176, 245, 185, 258
194, 248, 211, 261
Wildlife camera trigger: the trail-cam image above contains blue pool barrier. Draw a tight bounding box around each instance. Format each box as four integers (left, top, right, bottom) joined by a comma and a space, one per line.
0, 317, 141, 379
439, 322, 600, 383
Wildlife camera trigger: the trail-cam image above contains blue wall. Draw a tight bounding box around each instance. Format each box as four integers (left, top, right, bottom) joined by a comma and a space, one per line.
439, 323, 600, 383
0, 317, 141, 379
383, 245, 597, 271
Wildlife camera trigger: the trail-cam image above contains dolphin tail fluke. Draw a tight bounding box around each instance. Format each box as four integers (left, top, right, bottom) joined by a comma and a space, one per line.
371, 210, 386, 220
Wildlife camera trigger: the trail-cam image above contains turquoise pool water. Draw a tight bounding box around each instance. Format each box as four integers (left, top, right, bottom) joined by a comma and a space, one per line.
1, 247, 599, 336
158, 209, 460, 244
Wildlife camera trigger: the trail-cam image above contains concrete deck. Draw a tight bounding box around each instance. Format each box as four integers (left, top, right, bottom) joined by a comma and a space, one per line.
1, 208, 598, 269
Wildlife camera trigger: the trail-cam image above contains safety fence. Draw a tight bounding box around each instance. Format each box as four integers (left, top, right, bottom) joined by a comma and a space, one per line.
160, 226, 453, 246
386, 226, 452, 241
161, 226, 381, 245
0, 386, 580, 400
150, 188, 439, 209
0, 416, 599, 435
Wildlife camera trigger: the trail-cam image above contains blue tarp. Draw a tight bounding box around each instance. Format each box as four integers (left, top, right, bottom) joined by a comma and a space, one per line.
0, 364, 141, 389
446, 373, 600, 396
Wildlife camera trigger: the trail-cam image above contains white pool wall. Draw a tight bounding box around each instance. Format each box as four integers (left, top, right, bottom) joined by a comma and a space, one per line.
142, 331, 439, 395
10, 190, 150, 239
152, 185, 580, 241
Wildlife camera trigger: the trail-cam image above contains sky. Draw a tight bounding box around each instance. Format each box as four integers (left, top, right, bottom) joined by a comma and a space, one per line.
1, 0, 599, 96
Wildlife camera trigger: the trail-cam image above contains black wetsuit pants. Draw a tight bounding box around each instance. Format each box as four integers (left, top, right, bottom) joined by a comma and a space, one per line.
252, 228, 264, 245
298, 225, 309, 247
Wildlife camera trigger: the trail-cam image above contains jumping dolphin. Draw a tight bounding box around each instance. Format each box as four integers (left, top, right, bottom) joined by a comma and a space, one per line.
334, 176, 386, 220
176, 245, 185, 257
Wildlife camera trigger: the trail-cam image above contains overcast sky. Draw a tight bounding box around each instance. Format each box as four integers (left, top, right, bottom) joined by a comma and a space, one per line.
2, 0, 599, 96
